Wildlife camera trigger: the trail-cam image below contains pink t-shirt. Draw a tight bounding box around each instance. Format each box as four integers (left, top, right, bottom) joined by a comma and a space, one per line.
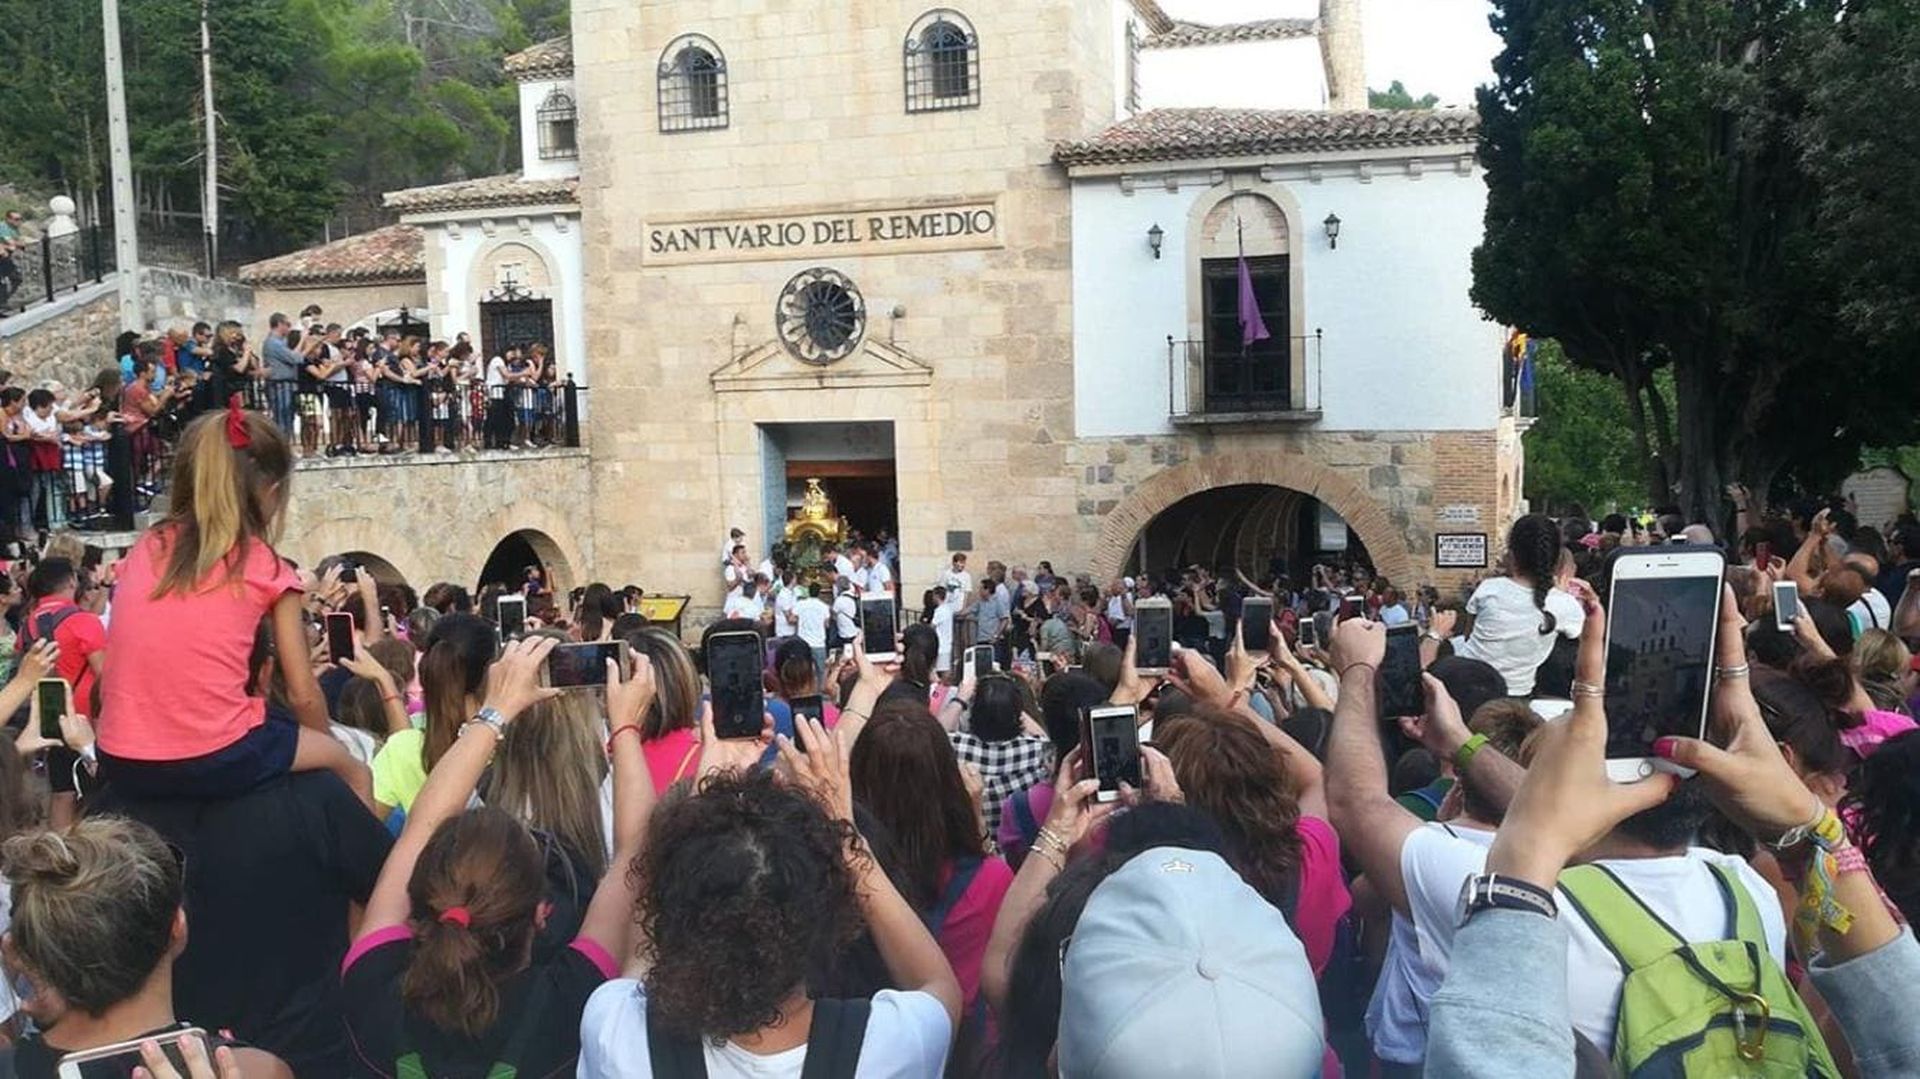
99, 531, 302, 760
932, 855, 1015, 1015
1291, 816, 1353, 977
1842, 710, 1918, 758
642, 729, 702, 793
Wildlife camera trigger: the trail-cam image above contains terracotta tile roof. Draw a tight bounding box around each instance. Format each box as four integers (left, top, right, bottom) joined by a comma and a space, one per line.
237, 224, 424, 288
1146, 18, 1319, 48
1054, 107, 1480, 167
503, 36, 571, 80
383, 173, 579, 215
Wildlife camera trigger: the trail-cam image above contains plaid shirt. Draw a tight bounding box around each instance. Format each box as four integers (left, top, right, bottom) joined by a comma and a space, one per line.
949, 731, 1055, 835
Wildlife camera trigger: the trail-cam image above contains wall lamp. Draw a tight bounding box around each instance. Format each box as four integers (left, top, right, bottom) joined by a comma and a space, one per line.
1324, 213, 1343, 250
1147, 223, 1164, 259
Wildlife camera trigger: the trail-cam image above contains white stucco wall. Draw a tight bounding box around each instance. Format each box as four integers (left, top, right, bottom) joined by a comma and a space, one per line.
1140, 38, 1328, 110
1070, 160, 1505, 437
518, 77, 581, 182
420, 215, 586, 382
1157, 0, 1319, 20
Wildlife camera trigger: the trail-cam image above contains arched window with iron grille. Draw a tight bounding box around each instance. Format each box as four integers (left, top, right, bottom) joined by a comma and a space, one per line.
536, 87, 578, 159
904, 10, 979, 112
658, 33, 729, 132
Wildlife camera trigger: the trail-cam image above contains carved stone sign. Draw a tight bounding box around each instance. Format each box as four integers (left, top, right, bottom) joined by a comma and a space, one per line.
644, 198, 1001, 265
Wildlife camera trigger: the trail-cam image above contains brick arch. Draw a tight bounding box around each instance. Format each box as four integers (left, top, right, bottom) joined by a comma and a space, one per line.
479, 499, 588, 597
282, 518, 431, 592
1092, 451, 1414, 585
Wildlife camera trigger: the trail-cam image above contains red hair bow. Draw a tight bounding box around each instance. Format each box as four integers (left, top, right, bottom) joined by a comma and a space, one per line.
438, 906, 472, 928
225, 394, 250, 449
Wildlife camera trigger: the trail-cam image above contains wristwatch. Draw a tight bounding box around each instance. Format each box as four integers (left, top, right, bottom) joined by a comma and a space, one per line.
1456, 872, 1558, 928
463, 706, 507, 738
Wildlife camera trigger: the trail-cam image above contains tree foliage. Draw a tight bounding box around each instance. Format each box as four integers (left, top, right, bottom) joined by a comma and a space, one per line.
0, 0, 562, 254
1473, 0, 1920, 521
1368, 80, 1440, 109
1523, 341, 1671, 514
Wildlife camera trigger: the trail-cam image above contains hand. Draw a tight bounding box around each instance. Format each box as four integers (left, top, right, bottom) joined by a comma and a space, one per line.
851, 637, 897, 691
1329, 617, 1385, 676
56, 712, 94, 753
1428, 608, 1459, 638
605, 653, 655, 733
696, 700, 774, 778
1269, 621, 1303, 671
959, 761, 987, 834
1725, 482, 1750, 505
1166, 646, 1231, 708
13, 638, 57, 684
1121, 744, 1183, 806
1225, 624, 1261, 692
1485, 589, 1677, 888
132, 1035, 239, 1079
954, 667, 978, 708
1109, 632, 1156, 705
1812, 508, 1834, 537
1654, 585, 1823, 841
1791, 610, 1834, 659
1397, 674, 1471, 758
338, 651, 395, 689
479, 636, 560, 723
1041, 748, 1117, 848
775, 714, 853, 823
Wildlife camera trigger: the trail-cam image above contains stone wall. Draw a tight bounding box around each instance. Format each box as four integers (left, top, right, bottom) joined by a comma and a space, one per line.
141, 267, 255, 330
248, 280, 428, 342
0, 283, 122, 389
279, 448, 595, 595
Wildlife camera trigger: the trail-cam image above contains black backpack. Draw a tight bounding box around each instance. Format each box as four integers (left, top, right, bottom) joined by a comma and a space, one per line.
9, 604, 81, 729
646, 997, 871, 1079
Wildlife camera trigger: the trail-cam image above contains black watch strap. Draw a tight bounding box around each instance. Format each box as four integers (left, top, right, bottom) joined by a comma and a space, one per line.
1458, 872, 1558, 927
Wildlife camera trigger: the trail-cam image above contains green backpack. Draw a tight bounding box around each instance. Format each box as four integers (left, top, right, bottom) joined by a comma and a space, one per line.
1558, 862, 1840, 1078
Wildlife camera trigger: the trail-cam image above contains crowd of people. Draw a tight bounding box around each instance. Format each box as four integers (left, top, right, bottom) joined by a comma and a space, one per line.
0, 394, 1909, 1077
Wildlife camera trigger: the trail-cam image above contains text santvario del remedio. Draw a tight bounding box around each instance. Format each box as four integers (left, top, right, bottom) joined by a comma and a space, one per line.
647, 205, 998, 257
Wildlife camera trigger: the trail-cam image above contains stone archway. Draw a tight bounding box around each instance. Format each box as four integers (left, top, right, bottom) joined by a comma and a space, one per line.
479, 500, 587, 597
1092, 450, 1414, 586
282, 518, 433, 592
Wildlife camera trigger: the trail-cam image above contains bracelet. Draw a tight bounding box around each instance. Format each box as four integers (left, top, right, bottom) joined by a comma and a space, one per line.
1570, 680, 1606, 699
1766, 795, 1830, 851
1452, 733, 1490, 772
1030, 843, 1065, 873
841, 708, 869, 724
606, 724, 644, 756
1035, 825, 1071, 858
1337, 662, 1377, 680
381, 693, 402, 705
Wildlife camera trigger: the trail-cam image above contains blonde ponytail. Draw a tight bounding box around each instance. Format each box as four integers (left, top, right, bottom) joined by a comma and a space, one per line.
154, 404, 293, 598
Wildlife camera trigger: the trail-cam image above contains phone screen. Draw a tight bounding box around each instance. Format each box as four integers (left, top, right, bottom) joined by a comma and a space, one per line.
860, 598, 896, 657
1338, 596, 1362, 621
708, 631, 765, 739
789, 694, 824, 751
1298, 617, 1319, 649
547, 641, 623, 689
326, 612, 356, 663
1085, 706, 1143, 801
35, 679, 67, 741
1773, 581, 1800, 631
1377, 624, 1423, 718
1241, 597, 1273, 652
1135, 601, 1172, 670
1604, 567, 1722, 759
970, 644, 994, 681
496, 596, 526, 633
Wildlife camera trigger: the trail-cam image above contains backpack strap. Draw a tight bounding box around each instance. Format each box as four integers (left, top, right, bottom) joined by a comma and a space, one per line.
1009, 789, 1040, 842
646, 997, 710, 1079
922, 856, 984, 939
1558, 864, 1689, 972
1711, 860, 1766, 946
799, 998, 872, 1079
18, 605, 79, 655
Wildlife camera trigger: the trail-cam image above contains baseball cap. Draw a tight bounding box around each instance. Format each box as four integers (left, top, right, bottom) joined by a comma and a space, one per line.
1058, 847, 1323, 1078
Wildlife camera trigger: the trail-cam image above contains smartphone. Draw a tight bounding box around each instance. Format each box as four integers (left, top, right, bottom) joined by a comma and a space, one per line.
1754, 541, 1772, 571
1082, 704, 1143, 803
545, 640, 628, 689
859, 596, 897, 663
1039, 656, 1060, 679
496, 595, 527, 635
325, 611, 356, 663
1603, 549, 1726, 782
969, 643, 995, 681
1298, 617, 1319, 649
1377, 624, 1423, 718
338, 562, 358, 584
34, 678, 69, 742
1134, 596, 1173, 673
1772, 580, 1800, 633
1338, 595, 1363, 621
481, 590, 501, 624
707, 629, 765, 739
1242, 596, 1273, 652
789, 693, 825, 752
57, 1027, 208, 1079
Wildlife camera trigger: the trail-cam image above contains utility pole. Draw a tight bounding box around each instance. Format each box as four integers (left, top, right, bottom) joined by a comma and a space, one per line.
102, 0, 142, 328
200, 0, 218, 277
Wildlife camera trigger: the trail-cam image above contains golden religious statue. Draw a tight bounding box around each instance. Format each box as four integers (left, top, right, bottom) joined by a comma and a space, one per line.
784, 479, 847, 579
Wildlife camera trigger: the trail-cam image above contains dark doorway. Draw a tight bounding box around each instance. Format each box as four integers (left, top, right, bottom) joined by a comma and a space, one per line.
1127, 483, 1371, 583
1200, 255, 1290, 412
480, 299, 555, 360
478, 531, 547, 592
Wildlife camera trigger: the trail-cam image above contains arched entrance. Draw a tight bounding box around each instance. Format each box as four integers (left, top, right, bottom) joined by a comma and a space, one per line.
1092, 450, 1415, 587
477, 528, 575, 597
1127, 484, 1373, 583
339, 550, 408, 588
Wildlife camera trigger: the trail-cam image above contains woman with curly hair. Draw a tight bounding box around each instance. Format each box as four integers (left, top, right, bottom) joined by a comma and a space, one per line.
341, 637, 656, 1077
1845, 728, 1920, 925
578, 710, 961, 1077
1450, 513, 1586, 696
849, 700, 1014, 1016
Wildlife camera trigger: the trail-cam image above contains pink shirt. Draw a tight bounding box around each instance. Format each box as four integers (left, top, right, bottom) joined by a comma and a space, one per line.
1291, 816, 1353, 977
932, 856, 1015, 1015
1842, 710, 1918, 758
642, 729, 702, 793
99, 531, 301, 760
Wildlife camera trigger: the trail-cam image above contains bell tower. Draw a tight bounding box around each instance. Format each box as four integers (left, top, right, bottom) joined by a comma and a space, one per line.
1318, 0, 1366, 111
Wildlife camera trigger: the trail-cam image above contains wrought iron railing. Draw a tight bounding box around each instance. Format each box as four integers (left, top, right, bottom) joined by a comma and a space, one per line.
1167, 331, 1323, 421
0, 227, 112, 316
242, 378, 586, 459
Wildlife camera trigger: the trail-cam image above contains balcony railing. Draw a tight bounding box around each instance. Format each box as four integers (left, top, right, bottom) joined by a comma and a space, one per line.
0, 227, 113, 316
1167, 331, 1323, 424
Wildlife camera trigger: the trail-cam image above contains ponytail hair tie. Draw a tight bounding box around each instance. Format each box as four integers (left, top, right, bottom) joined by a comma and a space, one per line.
225, 395, 251, 450
437, 906, 471, 928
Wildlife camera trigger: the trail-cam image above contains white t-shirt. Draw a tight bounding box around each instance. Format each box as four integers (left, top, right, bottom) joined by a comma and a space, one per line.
931, 604, 955, 673
1850, 588, 1893, 633
577, 981, 952, 1079
941, 568, 971, 611
773, 586, 799, 638
724, 590, 766, 621
1105, 593, 1132, 629
1451, 577, 1586, 695
834, 554, 857, 583
833, 593, 859, 640
484, 355, 508, 389
1399, 828, 1787, 1053
1366, 823, 1495, 1064
866, 560, 894, 596
794, 597, 832, 648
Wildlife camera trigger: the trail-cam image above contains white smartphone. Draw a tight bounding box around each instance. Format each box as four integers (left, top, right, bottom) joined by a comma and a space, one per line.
969, 643, 995, 681
1082, 704, 1143, 803
57, 1027, 208, 1079
1603, 549, 1725, 782
1772, 580, 1800, 633
859, 595, 897, 663
1133, 596, 1173, 673
496, 594, 527, 635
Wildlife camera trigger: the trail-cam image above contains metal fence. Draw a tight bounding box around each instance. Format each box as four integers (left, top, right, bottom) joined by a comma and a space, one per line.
241, 378, 585, 457
1167, 331, 1324, 420
0, 227, 112, 316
